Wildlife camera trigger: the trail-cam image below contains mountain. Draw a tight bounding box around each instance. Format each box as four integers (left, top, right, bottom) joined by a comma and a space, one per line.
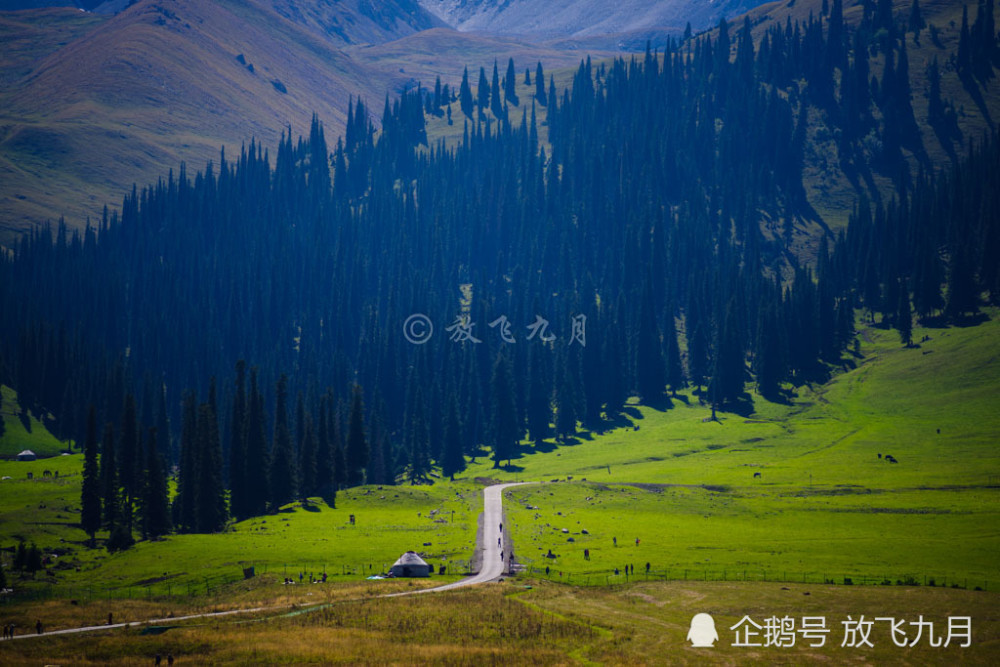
0, 0, 596, 240
419, 0, 764, 38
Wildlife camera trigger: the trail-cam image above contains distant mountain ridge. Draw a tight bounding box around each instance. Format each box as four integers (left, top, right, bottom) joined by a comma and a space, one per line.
418, 0, 765, 37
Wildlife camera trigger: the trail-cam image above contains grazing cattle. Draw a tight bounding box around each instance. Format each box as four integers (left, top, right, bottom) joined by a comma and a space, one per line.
877, 453, 882, 459
753, 472, 761, 479
43, 470, 52, 477
886, 455, 898, 463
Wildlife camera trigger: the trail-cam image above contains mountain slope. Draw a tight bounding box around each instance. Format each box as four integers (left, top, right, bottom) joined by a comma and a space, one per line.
0, 0, 595, 239
419, 0, 764, 37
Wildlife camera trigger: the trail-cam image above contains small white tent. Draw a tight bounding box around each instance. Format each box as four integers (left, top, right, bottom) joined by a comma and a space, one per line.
390, 551, 430, 577
17, 450, 37, 461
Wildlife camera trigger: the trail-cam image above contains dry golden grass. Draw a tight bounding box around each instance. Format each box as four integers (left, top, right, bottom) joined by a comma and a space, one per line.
2, 579, 994, 664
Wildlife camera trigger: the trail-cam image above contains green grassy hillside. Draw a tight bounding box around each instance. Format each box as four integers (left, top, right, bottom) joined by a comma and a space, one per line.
463, 311, 1000, 586
1, 311, 996, 600
0, 385, 68, 458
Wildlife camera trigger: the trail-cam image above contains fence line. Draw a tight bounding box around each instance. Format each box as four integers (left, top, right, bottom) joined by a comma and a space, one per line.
1, 558, 477, 605
521, 564, 993, 592
3, 563, 993, 605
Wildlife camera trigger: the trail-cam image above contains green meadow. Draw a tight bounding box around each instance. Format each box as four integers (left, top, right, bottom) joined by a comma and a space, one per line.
0, 311, 998, 663
465, 312, 1000, 587
0, 386, 69, 458
0, 460, 481, 600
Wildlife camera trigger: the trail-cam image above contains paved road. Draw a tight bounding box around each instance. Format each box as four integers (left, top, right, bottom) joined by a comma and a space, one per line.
405, 481, 524, 594
2, 482, 529, 640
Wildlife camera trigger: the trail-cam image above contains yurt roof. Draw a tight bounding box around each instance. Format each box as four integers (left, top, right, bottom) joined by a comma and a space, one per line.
393, 551, 428, 567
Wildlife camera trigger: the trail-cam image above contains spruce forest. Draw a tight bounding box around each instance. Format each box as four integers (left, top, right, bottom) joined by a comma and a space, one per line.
1, 0, 998, 540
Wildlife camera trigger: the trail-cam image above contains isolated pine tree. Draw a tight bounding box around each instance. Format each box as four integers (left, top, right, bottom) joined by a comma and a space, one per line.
460, 67, 473, 118
535, 62, 546, 104
491, 60, 505, 119
477, 66, 490, 113
504, 57, 519, 105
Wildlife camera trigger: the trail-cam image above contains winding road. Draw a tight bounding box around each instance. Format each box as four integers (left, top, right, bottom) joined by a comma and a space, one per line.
2, 482, 529, 640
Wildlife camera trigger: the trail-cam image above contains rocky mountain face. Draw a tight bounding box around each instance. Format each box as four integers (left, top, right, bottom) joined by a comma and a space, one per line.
418, 0, 764, 38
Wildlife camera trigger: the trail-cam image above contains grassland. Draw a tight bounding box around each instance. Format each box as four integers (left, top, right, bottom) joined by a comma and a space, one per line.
463, 311, 1000, 590
0, 579, 995, 664
0, 385, 68, 458
1, 311, 997, 664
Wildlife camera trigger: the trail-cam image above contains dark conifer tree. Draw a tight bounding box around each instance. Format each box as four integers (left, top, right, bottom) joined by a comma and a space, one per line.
554, 352, 577, 444
244, 367, 270, 516
119, 392, 139, 532
299, 414, 318, 498
477, 66, 490, 113
491, 60, 505, 119
345, 384, 368, 486
195, 402, 227, 532
504, 57, 519, 106
406, 385, 430, 484
270, 374, 297, 507
896, 282, 914, 345
459, 67, 473, 118
100, 422, 119, 531
635, 279, 666, 402
228, 360, 248, 520
489, 352, 518, 468
175, 390, 198, 531
710, 299, 745, 407
535, 62, 547, 105
141, 428, 171, 539
441, 395, 465, 481
81, 405, 102, 544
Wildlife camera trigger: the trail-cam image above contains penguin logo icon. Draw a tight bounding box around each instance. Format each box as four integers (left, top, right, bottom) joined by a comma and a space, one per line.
687, 613, 719, 647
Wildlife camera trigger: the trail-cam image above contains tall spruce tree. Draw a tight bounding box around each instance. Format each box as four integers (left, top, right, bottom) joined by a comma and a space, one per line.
459, 67, 473, 118
245, 367, 270, 516
490, 352, 518, 468
636, 279, 666, 402
141, 428, 171, 539
80, 405, 102, 544
270, 374, 297, 507
100, 422, 119, 531
175, 390, 198, 531
345, 384, 368, 486
119, 392, 139, 532
504, 57, 519, 105
228, 361, 248, 520
535, 62, 547, 104
195, 401, 227, 532
441, 395, 465, 481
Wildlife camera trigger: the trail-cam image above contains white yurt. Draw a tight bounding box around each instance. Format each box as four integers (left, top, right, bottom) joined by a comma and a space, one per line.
390, 551, 430, 577
17, 449, 37, 461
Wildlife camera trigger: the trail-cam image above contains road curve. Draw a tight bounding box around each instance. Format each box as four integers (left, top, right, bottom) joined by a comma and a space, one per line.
406, 481, 526, 594
4, 482, 531, 640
